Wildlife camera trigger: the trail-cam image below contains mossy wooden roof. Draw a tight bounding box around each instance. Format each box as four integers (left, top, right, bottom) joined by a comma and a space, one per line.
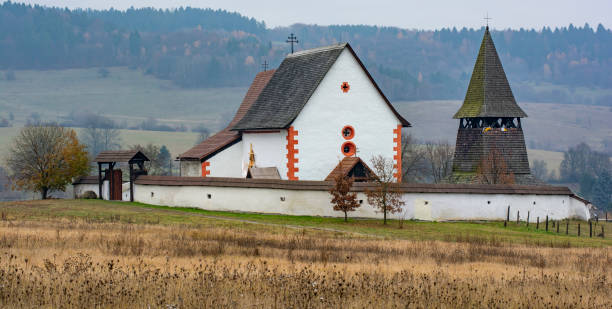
453, 27, 527, 119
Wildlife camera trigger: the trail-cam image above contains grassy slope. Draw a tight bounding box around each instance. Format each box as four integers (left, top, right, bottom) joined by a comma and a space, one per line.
1, 199, 610, 247
0, 67, 246, 129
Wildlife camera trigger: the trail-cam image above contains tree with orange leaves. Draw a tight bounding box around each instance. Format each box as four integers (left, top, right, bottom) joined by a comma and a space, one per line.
6, 124, 89, 199
366, 155, 405, 225
329, 173, 360, 222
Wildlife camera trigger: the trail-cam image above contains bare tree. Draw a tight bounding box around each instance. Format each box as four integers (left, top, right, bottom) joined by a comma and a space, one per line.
329, 173, 360, 222
366, 155, 405, 225
192, 124, 210, 145
531, 159, 548, 181
6, 125, 89, 199
81, 120, 121, 158
401, 134, 427, 183
476, 147, 515, 184
423, 141, 454, 183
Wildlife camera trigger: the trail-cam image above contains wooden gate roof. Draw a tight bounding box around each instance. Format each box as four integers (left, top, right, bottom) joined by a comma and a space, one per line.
94, 150, 149, 163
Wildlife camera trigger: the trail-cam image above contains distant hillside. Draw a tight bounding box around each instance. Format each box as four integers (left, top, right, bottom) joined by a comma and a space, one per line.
1, 2, 612, 105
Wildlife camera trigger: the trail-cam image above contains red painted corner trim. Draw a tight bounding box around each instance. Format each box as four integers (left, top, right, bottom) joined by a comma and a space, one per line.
201, 161, 211, 178
286, 126, 299, 180
393, 125, 402, 182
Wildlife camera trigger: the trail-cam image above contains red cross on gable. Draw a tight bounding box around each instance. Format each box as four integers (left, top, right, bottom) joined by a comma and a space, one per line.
341, 82, 350, 93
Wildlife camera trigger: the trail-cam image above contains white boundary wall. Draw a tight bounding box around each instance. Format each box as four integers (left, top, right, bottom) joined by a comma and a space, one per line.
134, 184, 590, 221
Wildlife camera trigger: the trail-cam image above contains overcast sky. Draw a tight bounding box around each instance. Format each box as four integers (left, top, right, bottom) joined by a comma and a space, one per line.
20, 0, 612, 30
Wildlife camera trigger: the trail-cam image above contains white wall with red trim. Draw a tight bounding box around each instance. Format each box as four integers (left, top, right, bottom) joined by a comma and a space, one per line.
290, 48, 403, 181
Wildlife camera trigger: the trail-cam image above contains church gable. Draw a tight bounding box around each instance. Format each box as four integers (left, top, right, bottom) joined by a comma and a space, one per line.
232, 43, 409, 131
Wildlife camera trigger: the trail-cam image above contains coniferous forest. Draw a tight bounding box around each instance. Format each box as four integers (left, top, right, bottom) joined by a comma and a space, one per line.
1, 2, 612, 104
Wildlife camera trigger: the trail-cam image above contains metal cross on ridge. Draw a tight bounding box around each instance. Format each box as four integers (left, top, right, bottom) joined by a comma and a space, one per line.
286, 33, 298, 54
484, 13, 492, 28
261, 60, 269, 72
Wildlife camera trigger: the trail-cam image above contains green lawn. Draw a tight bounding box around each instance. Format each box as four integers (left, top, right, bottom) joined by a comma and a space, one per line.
1, 199, 610, 248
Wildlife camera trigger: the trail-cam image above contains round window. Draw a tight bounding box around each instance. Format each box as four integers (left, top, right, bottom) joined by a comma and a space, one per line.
341, 141, 356, 156
341, 125, 355, 140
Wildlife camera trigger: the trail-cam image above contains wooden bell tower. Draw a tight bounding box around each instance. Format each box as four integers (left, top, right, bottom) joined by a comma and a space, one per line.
450, 27, 537, 185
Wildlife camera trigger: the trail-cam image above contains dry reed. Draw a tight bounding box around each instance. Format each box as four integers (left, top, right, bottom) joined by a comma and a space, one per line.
0, 218, 610, 308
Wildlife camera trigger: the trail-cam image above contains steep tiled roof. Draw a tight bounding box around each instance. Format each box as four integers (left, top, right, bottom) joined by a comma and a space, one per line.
453, 27, 527, 119
232, 43, 410, 130
179, 70, 276, 160
325, 157, 375, 181
72, 176, 99, 185
247, 167, 281, 179
94, 150, 149, 163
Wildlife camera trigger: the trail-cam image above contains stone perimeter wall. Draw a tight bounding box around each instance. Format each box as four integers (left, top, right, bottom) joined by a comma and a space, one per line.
132, 183, 590, 222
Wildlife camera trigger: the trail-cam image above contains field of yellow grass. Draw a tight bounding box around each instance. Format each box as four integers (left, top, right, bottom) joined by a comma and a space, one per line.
0, 199, 610, 308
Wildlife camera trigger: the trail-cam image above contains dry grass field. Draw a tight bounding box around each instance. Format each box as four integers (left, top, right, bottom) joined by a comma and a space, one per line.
0, 199, 610, 308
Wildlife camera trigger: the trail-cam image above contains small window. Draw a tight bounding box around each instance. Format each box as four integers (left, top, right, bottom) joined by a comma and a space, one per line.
533, 201, 536, 205
424, 201, 429, 205
340, 81, 350, 93
341, 141, 356, 157
359, 200, 363, 204
207, 194, 212, 199
280, 197, 286, 202
342, 125, 355, 140
151, 192, 154, 198
487, 201, 491, 204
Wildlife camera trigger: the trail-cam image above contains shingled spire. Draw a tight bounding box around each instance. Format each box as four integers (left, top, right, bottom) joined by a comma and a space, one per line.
453, 27, 527, 119
450, 27, 537, 185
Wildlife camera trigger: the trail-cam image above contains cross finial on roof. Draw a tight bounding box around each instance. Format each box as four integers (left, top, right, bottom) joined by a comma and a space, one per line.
261, 60, 269, 72
484, 12, 492, 30
286, 33, 298, 54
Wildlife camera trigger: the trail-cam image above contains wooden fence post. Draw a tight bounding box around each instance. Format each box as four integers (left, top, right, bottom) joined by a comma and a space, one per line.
602, 226, 605, 238
527, 211, 530, 227
545, 215, 549, 232
578, 223, 581, 236
537, 217, 539, 230
505, 206, 510, 227
589, 220, 592, 238
566, 220, 569, 235
517, 210, 520, 224
557, 221, 560, 233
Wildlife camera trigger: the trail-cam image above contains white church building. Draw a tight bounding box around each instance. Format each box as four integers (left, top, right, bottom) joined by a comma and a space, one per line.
74, 40, 593, 222
178, 43, 410, 182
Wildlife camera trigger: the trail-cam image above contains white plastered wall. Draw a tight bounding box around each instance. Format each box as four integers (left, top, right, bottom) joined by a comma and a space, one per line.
207, 141, 244, 178
73, 181, 109, 200
404, 193, 588, 221
134, 183, 590, 221
241, 131, 288, 178
291, 48, 402, 180
180, 161, 201, 177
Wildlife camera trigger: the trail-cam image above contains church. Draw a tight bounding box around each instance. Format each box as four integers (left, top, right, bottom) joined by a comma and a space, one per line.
74, 28, 592, 222
178, 43, 410, 181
